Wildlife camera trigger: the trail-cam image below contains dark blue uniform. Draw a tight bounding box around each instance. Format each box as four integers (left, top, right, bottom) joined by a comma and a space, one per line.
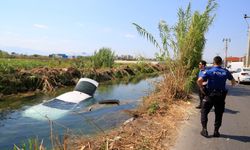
201, 66, 233, 131
198, 69, 207, 78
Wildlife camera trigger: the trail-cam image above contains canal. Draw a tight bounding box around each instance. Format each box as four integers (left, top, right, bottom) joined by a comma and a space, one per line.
0, 75, 162, 149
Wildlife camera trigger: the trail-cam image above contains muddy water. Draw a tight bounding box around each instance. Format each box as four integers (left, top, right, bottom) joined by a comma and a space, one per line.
0, 75, 162, 149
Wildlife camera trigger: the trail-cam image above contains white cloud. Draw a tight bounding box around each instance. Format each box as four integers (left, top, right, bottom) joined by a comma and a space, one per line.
33, 24, 48, 29
124, 33, 135, 38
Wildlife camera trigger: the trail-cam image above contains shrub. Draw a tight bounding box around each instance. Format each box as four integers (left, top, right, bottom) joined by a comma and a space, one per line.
148, 102, 159, 115
91, 47, 115, 68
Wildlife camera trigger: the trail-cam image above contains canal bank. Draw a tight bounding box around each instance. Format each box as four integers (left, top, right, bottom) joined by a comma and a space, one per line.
0, 75, 165, 149
0, 63, 165, 97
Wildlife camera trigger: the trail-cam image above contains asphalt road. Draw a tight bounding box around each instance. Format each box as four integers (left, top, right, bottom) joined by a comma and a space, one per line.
172, 82, 250, 150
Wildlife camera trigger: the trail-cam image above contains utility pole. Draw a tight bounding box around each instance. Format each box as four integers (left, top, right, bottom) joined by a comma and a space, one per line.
244, 14, 250, 67
222, 38, 231, 67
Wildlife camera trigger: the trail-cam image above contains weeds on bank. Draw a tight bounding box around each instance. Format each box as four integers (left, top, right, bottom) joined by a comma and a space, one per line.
13, 138, 45, 150
148, 101, 160, 115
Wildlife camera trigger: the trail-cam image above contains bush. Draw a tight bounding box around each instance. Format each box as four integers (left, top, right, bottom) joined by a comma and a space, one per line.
91, 47, 115, 68
148, 102, 159, 115
0, 50, 10, 58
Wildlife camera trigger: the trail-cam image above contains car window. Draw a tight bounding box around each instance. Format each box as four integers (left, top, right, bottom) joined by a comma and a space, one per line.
73, 97, 96, 111
236, 68, 241, 73
42, 99, 76, 110
243, 69, 250, 72
74, 81, 97, 96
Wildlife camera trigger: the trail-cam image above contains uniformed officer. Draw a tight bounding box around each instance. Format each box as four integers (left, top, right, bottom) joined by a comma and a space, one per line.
196, 60, 207, 109
197, 56, 236, 137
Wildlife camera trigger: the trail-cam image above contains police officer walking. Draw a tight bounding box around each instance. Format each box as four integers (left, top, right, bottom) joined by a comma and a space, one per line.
197, 56, 236, 137
196, 60, 207, 109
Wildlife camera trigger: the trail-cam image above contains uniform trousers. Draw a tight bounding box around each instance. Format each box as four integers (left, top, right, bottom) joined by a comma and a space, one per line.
198, 85, 206, 106
201, 91, 227, 130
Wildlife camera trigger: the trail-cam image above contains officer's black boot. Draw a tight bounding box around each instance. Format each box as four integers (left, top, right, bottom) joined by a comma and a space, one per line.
213, 128, 220, 137
200, 128, 208, 137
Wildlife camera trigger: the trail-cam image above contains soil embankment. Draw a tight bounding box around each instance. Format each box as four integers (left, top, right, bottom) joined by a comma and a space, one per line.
0, 63, 165, 97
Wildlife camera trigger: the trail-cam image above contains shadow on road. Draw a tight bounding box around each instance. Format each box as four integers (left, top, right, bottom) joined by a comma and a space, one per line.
224, 108, 240, 114
220, 134, 250, 143
239, 83, 250, 85
211, 108, 239, 114
227, 85, 250, 96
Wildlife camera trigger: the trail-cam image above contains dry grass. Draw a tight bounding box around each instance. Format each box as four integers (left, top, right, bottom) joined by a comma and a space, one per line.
60, 102, 192, 150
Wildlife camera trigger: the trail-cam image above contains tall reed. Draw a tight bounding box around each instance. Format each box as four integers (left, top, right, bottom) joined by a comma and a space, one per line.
133, 0, 217, 93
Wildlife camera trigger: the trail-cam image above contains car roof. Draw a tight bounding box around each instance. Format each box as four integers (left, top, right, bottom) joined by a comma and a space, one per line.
56, 91, 91, 103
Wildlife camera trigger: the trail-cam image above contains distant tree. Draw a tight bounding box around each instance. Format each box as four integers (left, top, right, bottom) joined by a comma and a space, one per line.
32, 54, 40, 57
91, 47, 115, 68
0, 50, 10, 58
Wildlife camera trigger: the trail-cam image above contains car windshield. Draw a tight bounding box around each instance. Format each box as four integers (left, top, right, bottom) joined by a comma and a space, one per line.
243, 69, 250, 72
42, 99, 76, 110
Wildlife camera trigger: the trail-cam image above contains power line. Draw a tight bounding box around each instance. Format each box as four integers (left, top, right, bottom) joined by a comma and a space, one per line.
222, 38, 231, 67
244, 14, 250, 67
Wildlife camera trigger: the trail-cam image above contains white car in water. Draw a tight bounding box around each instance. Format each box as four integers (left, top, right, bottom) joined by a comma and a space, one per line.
22, 78, 98, 121
232, 68, 250, 84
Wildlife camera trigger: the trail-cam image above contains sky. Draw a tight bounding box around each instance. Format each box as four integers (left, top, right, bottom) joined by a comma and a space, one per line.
0, 0, 250, 62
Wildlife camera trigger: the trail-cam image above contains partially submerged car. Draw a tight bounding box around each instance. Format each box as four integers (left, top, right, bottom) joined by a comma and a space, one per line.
232, 68, 250, 83
22, 78, 99, 121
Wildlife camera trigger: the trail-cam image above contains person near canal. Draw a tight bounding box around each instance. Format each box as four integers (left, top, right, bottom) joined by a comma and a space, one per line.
196, 60, 207, 109
197, 56, 236, 137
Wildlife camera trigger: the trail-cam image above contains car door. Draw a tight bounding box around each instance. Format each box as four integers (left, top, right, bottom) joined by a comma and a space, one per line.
233, 68, 241, 81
